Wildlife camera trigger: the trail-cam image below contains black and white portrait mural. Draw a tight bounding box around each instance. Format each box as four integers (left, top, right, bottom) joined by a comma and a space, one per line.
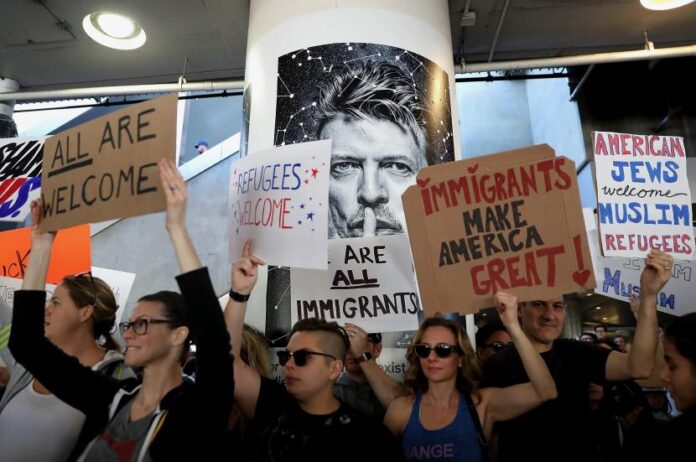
266, 43, 455, 342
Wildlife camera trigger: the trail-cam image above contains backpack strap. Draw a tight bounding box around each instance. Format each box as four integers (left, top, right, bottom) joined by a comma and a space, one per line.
464, 392, 491, 462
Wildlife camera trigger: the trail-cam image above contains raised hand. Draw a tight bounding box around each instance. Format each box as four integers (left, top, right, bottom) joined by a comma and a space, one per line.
494, 291, 520, 328
29, 199, 56, 250
640, 251, 673, 298
158, 158, 188, 231
344, 323, 370, 357
231, 239, 265, 296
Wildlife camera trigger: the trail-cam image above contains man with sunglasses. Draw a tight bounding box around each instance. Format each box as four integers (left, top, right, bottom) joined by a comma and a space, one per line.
225, 240, 404, 462
334, 324, 408, 420
475, 321, 512, 364
480, 251, 674, 462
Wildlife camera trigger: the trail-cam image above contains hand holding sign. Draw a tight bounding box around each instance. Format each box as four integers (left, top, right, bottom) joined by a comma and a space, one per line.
158, 158, 188, 232
494, 291, 520, 330
29, 199, 56, 250
344, 322, 371, 358
231, 239, 266, 297
641, 251, 674, 298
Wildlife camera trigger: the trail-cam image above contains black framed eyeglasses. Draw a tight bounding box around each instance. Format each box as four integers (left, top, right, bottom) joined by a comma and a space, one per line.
483, 341, 512, 352
414, 343, 461, 359
277, 349, 337, 367
119, 318, 179, 335
74, 271, 99, 306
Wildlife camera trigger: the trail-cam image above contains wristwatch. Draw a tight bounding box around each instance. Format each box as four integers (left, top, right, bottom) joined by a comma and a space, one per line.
356, 351, 373, 364
229, 288, 250, 303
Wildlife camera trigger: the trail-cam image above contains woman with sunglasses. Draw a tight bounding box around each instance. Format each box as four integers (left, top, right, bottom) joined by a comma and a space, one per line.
8, 159, 233, 461
0, 270, 134, 461
384, 292, 557, 461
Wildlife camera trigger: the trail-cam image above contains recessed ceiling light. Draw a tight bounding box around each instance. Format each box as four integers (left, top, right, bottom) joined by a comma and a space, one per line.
602, 317, 608, 321
595, 306, 601, 310
640, 0, 695, 10
82, 12, 146, 50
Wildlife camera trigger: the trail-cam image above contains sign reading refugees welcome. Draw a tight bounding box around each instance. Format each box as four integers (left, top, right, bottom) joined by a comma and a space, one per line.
0, 137, 46, 222
593, 131, 695, 260
38, 94, 177, 232
228, 140, 330, 269
402, 145, 595, 315
291, 234, 420, 333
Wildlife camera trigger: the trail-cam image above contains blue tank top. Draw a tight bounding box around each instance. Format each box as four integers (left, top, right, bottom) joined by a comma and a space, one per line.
402, 393, 483, 462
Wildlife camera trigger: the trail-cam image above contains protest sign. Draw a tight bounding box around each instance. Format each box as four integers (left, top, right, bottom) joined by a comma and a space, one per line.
39, 94, 177, 232
0, 224, 91, 284
584, 208, 695, 317
92, 267, 136, 325
291, 234, 420, 333
593, 131, 695, 259
403, 144, 595, 315
0, 137, 46, 222
229, 140, 330, 269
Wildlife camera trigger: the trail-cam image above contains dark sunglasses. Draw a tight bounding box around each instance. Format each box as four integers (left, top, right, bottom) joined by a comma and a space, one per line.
119, 318, 179, 335
277, 349, 337, 367
483, 341, 512, 352
74, 271, 98, 306
414, 343, 461, 359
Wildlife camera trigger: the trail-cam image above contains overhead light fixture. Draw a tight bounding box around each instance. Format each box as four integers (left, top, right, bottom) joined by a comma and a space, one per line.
640, 0, 695, 10
595, 306, 601, 310
82, 12, 146, 50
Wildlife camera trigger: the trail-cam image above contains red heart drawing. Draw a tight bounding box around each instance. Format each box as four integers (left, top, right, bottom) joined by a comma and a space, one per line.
572, 269, 591, 286
467, 165, 479, 174
417, 178, 431, 188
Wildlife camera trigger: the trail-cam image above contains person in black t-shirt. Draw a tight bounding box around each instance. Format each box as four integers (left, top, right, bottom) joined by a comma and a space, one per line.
224, 240, 404, 462
481, 250, 673, 462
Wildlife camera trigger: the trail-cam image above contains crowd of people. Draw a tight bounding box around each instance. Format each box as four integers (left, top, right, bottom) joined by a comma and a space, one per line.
0, 161, 693, 462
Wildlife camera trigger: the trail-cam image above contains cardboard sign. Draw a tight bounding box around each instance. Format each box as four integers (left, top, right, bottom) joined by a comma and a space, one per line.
584, 208, 695, 317
593, 131, 695, 260
402, 145, 595, 315
0, 224, 91, 284
92, 266, 136, 325
0, 137, 46, 222
291, 235, 420, 333
229, 140, 330, 269
39, 94, 177, 232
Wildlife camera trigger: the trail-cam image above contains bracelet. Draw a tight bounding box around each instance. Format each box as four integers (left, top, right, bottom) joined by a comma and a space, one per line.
229, 288, 250, 302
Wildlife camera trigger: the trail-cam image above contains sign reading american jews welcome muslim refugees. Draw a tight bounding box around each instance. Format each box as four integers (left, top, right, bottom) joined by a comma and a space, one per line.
402, 144, 595, 315
38, 94, 178, 232
291, 234, 420, 333
593, 131, 695, 260
0, 137, 46, 222
228, 140, 330, 270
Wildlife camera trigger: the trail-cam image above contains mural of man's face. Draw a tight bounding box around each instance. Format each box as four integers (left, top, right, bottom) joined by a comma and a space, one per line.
320, 116, 426, 238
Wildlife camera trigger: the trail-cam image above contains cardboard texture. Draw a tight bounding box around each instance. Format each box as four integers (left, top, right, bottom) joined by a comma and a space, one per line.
0, 224, 91, 284
402, 145, 595, 315
38, 94, 177, 232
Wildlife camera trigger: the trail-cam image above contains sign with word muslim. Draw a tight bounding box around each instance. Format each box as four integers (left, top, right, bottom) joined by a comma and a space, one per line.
593, 131, 694, 259
0, 137, 46, 222
402, 145, 595, 315
584, 208, 695, 316
228, 140, 330, 269
38, 94, 177, 232
291, 234, 420, 333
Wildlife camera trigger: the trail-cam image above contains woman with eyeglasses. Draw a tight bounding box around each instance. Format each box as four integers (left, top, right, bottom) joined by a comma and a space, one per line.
8, 159, 234, 462
0, 269, 135, 461
384, 292, 557, 461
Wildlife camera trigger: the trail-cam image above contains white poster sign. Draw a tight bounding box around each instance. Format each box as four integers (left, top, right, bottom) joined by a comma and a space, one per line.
92, 267, 136, 325
585, 208, 695, 316
0, 137, 46, 222
0, 276, 55, 308
291, 234, 420, 333
229, 140, 330, 269
593, 131, 695, 259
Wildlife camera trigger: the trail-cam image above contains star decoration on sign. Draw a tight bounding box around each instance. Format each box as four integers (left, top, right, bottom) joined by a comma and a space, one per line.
306, 212, 314, 221
311, 168, 319, 178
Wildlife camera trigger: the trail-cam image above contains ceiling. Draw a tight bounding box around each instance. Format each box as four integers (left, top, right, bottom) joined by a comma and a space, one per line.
1, 0, 696, 91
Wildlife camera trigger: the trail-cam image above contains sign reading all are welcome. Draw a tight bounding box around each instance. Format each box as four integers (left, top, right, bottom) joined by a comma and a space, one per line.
594, 131, 695, 259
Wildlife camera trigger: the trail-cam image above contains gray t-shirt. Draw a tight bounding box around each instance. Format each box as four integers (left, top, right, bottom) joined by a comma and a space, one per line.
333, 374, 385, 420
84, 398, 155, 462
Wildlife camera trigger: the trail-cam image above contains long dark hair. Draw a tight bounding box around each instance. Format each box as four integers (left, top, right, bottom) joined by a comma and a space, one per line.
665, 313, 696, 369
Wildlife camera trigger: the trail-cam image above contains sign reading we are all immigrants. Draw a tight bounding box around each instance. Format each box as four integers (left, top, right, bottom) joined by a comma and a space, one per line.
594, 131, 695, 260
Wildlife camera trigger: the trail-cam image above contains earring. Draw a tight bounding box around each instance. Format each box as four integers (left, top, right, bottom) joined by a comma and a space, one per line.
97, 334, 107, 346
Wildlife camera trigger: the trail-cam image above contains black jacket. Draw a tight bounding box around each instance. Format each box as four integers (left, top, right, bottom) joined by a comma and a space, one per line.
9, 267, 234, 461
